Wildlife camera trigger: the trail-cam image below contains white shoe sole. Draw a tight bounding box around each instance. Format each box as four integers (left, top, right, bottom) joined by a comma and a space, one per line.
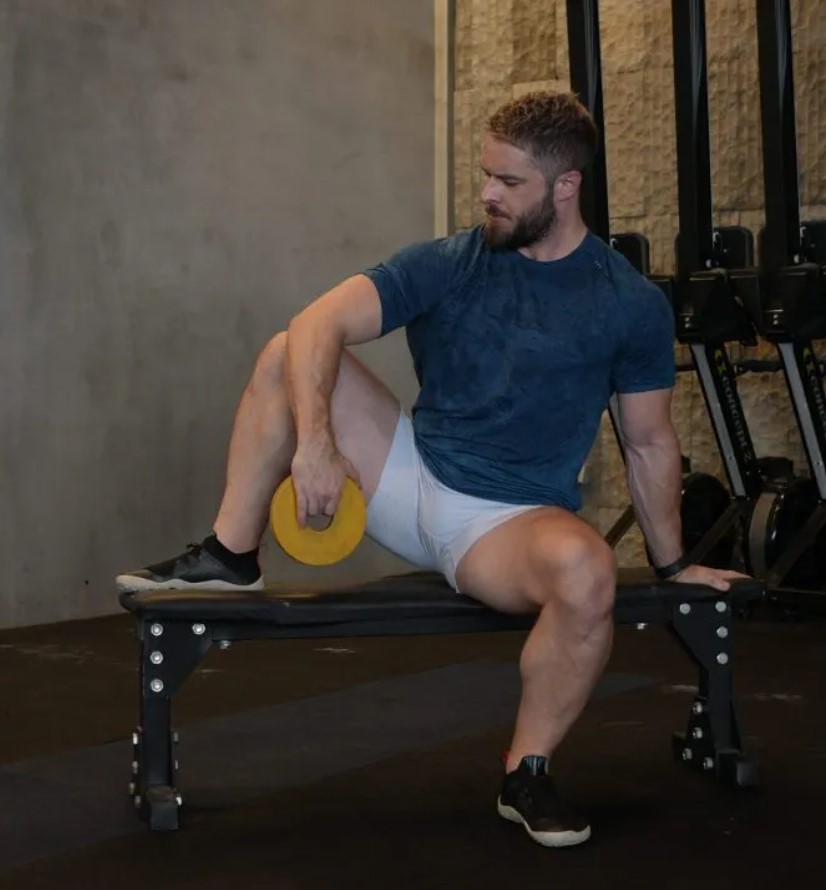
497, 799, 591, 848
116, 575, 265, 593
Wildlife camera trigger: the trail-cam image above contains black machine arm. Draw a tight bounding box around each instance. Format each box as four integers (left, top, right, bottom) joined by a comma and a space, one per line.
668, 0, 763, 502
738, 0, 826, 597
755, 0, 801, 269
671, 0, 715, 276
565, 0, 610, 243
752, 0, 826, 500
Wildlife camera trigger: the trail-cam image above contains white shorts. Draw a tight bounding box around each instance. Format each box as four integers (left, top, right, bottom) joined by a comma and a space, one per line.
365, 413, 542, 591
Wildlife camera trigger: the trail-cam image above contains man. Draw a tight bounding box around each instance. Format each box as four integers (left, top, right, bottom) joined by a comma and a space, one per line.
117, 92, 743, 848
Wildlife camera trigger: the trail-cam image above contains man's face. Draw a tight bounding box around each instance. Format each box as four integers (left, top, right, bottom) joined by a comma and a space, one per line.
480, 134, 557, 250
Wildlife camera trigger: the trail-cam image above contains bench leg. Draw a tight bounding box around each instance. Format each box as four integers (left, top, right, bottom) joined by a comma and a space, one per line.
131, 618, 212, 830
668, 599, 759, 787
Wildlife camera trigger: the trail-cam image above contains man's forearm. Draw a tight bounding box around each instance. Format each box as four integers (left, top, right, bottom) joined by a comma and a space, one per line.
285, 311, 344, 448
624, 430, 684, 568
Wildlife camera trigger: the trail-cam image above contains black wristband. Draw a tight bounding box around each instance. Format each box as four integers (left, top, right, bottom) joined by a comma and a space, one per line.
654, 553, 692, 580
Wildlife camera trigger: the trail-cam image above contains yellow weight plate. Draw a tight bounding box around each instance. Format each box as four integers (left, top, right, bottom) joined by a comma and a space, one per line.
270, 476, 366, 566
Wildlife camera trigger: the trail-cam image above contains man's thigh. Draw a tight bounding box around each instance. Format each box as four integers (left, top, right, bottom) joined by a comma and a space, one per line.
455, 507, 614, 613
329, 348, 402, 503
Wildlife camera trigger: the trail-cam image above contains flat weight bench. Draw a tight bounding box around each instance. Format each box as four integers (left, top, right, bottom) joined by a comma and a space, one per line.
119, 567, 764, 831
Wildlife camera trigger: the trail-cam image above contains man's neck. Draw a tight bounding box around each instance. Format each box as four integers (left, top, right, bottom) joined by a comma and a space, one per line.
517, 217, 589, 263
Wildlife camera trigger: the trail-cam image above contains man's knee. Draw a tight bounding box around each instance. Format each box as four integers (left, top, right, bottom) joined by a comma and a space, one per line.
251, 331, 289, 387
529, 528, 616, 619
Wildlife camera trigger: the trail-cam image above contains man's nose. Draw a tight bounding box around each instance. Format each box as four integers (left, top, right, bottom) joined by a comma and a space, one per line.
481, 178, 500, 206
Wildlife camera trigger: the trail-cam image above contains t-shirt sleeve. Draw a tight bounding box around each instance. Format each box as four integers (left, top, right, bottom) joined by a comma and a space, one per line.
363, 238, 450, 336
611, 279, 677, 394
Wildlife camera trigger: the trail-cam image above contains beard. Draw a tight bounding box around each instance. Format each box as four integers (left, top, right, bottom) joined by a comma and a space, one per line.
482, 187, 557, 251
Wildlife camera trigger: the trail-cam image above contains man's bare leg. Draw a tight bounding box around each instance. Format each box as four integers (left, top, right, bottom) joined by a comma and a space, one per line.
455, 508, 616, 846
214, 332, 400, 553
117, 331, 400, 589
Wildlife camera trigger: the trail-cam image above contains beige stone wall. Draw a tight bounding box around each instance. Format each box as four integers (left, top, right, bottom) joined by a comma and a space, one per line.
452, 0, 826, 565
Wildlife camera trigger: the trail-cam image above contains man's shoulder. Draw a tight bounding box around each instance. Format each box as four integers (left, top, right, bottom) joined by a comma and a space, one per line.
437, 225, 486, 262
586, 233, 669, 306
385, 225, 485, 271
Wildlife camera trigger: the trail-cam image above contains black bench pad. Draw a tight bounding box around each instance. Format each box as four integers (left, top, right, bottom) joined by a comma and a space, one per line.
119, 568, 763, 626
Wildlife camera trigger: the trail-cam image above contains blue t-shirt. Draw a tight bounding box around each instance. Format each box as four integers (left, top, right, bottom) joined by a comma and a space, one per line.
363, 226, 675, 511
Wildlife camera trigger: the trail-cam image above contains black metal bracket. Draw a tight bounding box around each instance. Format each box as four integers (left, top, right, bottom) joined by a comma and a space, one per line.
676, 270, 757, 346
139, 617, 213, 699
669, 600, 758, 786
800, 221, 826, 265
764, 265, 826, 341
611, 233, 651, 275
132, 619, 213, 830
676, 226, 755, 275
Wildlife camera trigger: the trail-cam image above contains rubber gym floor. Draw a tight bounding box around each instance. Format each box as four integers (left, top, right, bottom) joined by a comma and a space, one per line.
0, 603, 823, 889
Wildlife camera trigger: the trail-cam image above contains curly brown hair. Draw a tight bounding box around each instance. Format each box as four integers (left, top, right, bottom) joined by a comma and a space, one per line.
486, 91, 598, 180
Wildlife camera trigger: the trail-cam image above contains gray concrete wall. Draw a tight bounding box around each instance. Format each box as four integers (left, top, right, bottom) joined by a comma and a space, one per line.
0, 0, 434, 628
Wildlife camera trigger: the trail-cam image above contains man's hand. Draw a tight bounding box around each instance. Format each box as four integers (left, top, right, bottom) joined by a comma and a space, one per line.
290, 436, 361, 528
670, 563, 751, 592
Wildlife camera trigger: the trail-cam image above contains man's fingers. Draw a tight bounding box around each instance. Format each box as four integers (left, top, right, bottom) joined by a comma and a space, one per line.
296, 490, 308, 528
676, 566, 742, 591
307, 495, 323, 521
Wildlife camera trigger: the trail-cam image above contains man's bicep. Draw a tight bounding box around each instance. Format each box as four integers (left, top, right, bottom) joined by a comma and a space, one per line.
362, 238, 449, 334
301, 274, 385, 346
616, 388, 674, 447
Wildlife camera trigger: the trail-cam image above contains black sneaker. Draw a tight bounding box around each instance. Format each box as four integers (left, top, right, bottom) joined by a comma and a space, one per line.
116, 543, 264, 592
497, 756, 591, 847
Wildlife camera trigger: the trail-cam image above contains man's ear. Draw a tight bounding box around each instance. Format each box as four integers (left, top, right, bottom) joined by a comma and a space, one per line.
554, 169, 583, 201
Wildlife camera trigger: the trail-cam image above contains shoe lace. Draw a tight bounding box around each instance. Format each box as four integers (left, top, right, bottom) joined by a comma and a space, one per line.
186, 542, 203, 555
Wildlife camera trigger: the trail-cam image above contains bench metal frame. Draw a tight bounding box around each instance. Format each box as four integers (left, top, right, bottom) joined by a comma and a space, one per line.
121, 572, 761, 830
